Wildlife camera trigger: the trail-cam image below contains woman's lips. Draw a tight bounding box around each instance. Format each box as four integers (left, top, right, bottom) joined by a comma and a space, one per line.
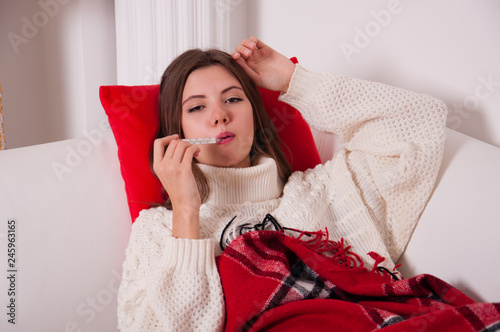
216, 132, 235, 144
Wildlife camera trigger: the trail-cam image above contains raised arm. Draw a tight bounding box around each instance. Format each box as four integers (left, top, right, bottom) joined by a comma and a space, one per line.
233, 37, 448, 263
280, 65, 448, 263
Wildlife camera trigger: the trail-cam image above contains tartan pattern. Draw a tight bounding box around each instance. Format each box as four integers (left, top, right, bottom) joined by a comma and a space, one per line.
217, 229, 500, 332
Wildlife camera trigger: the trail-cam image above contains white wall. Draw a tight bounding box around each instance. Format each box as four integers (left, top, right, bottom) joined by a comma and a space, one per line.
237, 0, 500, 149
2, 0, 499, 150
0, 0, 116, 149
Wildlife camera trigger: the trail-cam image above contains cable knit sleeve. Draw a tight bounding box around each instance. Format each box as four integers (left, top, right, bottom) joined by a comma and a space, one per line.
279, 65, 447, 263
117, 207, 225, 331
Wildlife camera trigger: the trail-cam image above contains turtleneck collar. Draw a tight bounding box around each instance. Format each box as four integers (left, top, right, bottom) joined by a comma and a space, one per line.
197, 157, 284, 205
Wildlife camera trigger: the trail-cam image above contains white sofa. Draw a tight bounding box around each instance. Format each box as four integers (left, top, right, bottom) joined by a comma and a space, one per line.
1, 127, 499, 331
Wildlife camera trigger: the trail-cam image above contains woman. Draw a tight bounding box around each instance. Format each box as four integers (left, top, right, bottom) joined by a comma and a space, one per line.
117, 37, 447, 331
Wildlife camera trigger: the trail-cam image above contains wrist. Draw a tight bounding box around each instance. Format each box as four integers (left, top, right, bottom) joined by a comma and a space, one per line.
172, 206, 200, 239
280, 62, 296, 94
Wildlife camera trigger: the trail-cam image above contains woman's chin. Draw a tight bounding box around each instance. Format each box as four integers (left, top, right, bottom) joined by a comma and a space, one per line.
197, 156, 251, 168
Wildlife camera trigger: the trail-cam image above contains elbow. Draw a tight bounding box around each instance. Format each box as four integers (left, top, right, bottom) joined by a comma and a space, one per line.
424, 97, 448, 148
437, 99, 448, 124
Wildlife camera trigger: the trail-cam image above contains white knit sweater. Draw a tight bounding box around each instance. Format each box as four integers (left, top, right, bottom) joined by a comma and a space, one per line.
117, 65, 447, 331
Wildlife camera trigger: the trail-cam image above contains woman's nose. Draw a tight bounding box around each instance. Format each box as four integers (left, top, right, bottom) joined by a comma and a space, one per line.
214, 117, 228, 125
212, 106, 229, 125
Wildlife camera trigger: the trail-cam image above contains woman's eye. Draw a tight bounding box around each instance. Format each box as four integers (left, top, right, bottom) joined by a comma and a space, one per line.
187, 105, 203, 113
226, 97, 243, 104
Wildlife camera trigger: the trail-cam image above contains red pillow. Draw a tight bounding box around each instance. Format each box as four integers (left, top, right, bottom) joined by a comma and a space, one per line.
99, 59, 321, 222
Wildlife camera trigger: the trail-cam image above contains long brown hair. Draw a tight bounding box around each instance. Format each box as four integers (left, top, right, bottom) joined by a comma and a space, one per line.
154, 48, 292, 209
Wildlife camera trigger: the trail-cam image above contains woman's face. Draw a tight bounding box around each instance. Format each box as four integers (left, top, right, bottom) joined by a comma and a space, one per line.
181, 65, 254, 168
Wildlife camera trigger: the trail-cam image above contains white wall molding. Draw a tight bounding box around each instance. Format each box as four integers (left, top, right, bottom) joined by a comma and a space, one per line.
115, 0, 231, 85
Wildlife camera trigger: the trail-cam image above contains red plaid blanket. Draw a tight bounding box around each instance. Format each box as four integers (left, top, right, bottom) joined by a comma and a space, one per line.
216, 229, 500, 331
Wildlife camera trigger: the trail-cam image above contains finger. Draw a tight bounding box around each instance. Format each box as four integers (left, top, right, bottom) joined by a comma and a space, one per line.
235, 37, 261, 58
153, 135, 178, 163
170, 140, 202, 165
236, 37, 257, 51
168, 139, 191, 163
233, 56, 260, 84
252, 37, 267, 50
234, 44, 253, 59
182, 145, 200, 165
241, 38, 257, 50
231, 51, 243, 61
163, 138, 179, 161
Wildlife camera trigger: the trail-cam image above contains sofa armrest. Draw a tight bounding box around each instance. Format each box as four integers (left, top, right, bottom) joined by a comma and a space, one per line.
397, 128, 500, 303
0, 132, 130, 331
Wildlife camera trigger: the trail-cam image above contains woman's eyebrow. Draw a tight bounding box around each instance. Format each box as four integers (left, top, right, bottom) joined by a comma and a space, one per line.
182, 86, 243, 105
182, 94, 205, 105
221, 86, 244, 94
